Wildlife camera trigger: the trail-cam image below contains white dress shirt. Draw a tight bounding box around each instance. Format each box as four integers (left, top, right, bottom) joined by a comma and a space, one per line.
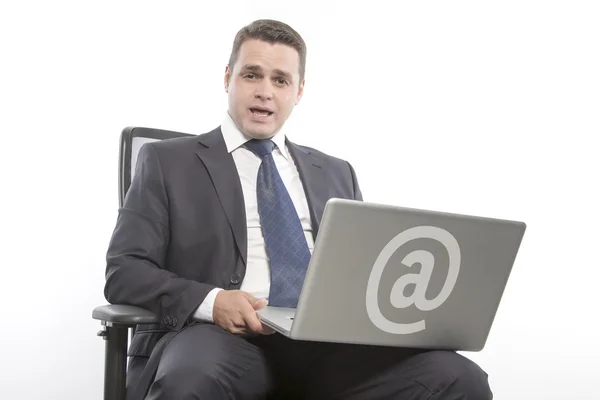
193, 113, 315, 322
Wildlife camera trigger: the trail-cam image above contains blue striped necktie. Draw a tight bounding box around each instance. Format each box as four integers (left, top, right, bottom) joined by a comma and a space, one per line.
244, 139, 311, 308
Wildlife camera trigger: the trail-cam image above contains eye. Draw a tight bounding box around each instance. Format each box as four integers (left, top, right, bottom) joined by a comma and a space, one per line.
244, 73, 257, 80
275, 78, 288, 86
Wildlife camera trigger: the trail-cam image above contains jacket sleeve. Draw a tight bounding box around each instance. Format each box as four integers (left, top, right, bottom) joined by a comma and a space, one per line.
104, 143, 214, 331
347, 161, 363, 201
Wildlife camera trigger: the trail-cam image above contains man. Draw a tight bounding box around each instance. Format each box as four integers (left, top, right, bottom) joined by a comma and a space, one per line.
105, 19, 492, 399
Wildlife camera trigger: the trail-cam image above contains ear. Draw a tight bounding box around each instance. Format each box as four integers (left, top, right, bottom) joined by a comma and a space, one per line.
295, 79, 305, 105
224, 65, 231, 93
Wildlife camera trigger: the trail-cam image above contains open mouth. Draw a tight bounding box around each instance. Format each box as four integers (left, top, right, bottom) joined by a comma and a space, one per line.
249, 108, 274, 117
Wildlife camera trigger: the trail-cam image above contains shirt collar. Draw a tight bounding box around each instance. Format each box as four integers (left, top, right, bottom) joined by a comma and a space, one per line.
221, 112, 289, 159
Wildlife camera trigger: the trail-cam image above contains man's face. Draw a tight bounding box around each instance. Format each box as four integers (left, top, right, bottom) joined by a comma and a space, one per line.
225, 39, 304, 139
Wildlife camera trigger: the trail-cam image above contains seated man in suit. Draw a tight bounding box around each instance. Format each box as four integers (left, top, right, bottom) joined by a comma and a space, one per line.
105, 18, 492, 400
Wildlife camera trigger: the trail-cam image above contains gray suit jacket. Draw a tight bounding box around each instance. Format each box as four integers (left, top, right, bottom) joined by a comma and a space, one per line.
104, 126, 362, 382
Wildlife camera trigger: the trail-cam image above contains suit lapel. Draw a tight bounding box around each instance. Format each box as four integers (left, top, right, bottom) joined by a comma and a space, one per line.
286, 139, 330, 238
195, 128, 247, 265
193, 129, 329, 263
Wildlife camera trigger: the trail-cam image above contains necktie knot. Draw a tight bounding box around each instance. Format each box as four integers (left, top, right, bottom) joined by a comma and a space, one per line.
245, 139, 275, 158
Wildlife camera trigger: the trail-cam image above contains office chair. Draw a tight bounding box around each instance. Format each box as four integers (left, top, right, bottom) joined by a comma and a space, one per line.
92, 126, 194, 400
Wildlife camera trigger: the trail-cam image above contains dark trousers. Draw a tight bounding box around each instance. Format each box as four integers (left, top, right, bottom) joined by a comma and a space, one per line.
144, 323, 492, 399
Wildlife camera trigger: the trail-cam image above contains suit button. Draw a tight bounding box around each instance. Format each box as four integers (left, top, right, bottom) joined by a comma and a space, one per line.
162, 317, 169, 325
230, 274, 241, 285
172, 317, 178, 326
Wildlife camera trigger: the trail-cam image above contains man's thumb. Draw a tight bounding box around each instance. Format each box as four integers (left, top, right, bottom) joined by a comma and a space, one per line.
241, 292, 268, 309
253, 297, 268, 310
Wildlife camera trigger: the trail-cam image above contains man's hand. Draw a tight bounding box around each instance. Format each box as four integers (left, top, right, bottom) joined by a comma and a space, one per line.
213, 290, 275, 335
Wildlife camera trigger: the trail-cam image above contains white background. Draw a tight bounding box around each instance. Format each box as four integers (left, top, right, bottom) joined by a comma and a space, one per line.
1, 1, 598, 399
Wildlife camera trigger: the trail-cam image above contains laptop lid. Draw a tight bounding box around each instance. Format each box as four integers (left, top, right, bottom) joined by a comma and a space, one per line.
289, 198, 526, 351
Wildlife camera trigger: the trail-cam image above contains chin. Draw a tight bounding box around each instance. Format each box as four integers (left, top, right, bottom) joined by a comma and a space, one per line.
244, 125, 277, 139
250, 132, 275, 139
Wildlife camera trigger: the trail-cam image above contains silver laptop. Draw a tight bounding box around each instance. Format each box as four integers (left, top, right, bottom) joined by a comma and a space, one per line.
257, 198, 526, 351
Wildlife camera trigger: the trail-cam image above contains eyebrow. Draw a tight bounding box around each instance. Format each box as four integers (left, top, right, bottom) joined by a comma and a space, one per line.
240, 64, 294, 82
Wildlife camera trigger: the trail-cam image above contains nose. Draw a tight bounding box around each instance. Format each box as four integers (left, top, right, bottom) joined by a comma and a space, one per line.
254, 80, 273, 101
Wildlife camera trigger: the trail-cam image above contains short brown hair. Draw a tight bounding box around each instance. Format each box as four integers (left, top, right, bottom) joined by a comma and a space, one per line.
228, 19, 307, 82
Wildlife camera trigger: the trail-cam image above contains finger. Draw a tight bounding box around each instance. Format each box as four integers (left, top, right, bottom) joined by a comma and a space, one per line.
260, 324, 276, 335
228, 317, 248, 335
241, 291, 258, 304
252, 298, 268, 310
247, 314, 264, 333
230, 326, 248, 335
240, 292, 267, 310
242, 304, 264, 333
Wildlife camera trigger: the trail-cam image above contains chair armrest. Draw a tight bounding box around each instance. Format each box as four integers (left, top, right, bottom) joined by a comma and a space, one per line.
93, 304, 159, 326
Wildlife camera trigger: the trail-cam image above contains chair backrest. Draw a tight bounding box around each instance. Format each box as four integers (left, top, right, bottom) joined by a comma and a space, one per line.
119, 126, 195, 207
